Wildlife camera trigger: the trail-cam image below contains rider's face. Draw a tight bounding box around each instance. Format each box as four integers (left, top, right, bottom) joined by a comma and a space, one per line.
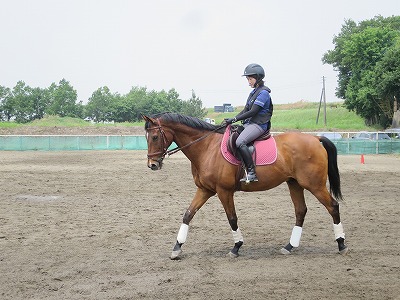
246, 76, 257, 88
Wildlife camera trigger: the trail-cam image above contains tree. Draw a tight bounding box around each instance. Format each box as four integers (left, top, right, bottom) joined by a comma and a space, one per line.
85, 86, 116, 122
322, 15, 400, 127
10, 81, 36, 123
30, 87, 50, 120
115, 86, 148, 122
46, 79, 79, 117
0, 85, 12, 121
181, 90, 207, 118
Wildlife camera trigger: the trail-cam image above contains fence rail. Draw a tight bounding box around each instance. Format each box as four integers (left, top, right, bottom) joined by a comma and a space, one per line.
1, 134, 400, 154
0, 135, 148, 151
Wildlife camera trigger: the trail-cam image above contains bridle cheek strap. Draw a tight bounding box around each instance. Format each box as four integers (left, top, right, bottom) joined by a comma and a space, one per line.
146, 119, 170, 160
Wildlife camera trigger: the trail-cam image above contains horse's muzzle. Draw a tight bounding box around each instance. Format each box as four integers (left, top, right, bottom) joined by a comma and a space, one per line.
148, 159, 163, 170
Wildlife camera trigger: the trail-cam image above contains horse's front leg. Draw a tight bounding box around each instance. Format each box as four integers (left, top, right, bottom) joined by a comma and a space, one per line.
217, 190, 243, 258
171, 188, 215, 260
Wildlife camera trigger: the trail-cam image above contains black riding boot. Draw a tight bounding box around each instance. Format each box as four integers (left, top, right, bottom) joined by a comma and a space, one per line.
238, 144, 258, 183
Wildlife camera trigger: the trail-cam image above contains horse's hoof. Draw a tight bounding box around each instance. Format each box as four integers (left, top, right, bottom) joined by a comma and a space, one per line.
280, 247, 291, 255
227, 251, 239, 258
339, 246, 349, 255
170, 249, 182, 260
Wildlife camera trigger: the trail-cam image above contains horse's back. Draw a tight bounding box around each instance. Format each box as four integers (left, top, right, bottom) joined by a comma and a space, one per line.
274, 132, 328, 171
274, 132, 324, 155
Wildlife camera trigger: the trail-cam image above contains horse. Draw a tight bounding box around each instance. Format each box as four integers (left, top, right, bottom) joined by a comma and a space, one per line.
143, 112, 348, 259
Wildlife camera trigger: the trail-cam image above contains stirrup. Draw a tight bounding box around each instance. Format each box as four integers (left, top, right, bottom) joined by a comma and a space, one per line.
240, 169, 258, 184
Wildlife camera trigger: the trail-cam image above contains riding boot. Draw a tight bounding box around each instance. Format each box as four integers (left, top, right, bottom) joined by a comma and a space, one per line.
238, 144, 258, 182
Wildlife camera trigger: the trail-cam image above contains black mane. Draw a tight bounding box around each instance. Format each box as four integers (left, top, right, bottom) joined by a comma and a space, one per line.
147, 112, 225, 133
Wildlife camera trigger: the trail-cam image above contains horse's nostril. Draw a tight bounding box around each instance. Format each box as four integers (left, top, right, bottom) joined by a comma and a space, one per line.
150, 163, 159, 170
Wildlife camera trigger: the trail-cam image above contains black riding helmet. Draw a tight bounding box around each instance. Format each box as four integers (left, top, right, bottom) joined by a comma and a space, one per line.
242, 63, 265, 81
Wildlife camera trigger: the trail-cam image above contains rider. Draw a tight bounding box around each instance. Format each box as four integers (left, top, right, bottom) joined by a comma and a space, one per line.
225, 63, 273, 182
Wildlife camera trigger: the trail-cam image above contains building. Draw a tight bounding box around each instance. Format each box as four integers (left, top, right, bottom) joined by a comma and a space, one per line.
214, 103, 234, 113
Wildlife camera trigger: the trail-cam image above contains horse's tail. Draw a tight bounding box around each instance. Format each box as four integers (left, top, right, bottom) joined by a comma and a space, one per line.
318, 136, 343, 201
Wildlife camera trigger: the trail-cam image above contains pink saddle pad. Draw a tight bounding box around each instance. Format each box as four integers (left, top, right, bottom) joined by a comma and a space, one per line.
220, 127, 277, 166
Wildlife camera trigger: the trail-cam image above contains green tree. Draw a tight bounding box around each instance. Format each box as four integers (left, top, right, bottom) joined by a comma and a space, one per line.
114, 86, 148, 122
31, 87, 50, 120
134, 88, 182, 119
373, 40, 400, 119
10, 81, 35, 123
0, 85, 12, 121
85, 86, 116, 122
181, 90, 207, 118
46, 79, 79, 117
323, 15, 400, 127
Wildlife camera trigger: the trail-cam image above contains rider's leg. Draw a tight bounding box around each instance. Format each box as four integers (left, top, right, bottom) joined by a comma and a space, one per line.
235, 123, 264, 182
237, 144, 258, 182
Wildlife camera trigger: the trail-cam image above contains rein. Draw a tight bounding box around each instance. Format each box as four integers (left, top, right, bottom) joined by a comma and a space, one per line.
166, 124, 226, 156
146, 119, 227, 159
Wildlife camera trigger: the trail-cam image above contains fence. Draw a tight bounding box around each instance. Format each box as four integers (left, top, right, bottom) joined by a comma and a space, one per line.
1, 134, 400, 154
0, 135, 148, 151
332, 139, 400, 154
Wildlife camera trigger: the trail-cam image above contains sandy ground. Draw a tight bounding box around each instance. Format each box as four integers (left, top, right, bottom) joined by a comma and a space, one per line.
1, 151, 399, 300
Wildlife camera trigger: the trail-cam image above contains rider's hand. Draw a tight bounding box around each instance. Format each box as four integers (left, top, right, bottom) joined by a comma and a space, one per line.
225, 117, 237, 125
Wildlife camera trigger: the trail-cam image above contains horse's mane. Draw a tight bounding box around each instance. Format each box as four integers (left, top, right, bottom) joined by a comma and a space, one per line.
148, 112, 225, 133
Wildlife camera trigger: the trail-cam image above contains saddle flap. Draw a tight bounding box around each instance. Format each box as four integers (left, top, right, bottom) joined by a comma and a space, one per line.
227, 125, 244, 160
221, 125, 277, 166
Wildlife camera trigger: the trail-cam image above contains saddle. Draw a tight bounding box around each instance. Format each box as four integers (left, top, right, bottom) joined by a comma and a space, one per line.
226, 125, 271, 161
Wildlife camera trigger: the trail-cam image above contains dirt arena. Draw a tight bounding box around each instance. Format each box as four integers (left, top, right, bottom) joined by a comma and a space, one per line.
1, 150, 399, 299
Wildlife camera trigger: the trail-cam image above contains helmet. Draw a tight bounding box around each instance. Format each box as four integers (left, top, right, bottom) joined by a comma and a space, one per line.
242, 63, 265, 80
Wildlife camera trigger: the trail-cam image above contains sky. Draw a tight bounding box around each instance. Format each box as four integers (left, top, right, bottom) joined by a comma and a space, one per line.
1, 0, 399, 108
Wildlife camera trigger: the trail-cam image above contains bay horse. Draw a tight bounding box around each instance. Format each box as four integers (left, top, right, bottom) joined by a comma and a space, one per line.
143, 112, 348, 259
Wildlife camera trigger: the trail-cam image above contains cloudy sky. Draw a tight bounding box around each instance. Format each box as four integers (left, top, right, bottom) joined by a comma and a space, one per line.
1, 0, 398, 107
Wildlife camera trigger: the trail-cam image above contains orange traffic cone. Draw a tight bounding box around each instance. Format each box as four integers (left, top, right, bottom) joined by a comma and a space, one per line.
361, 154, 365, 164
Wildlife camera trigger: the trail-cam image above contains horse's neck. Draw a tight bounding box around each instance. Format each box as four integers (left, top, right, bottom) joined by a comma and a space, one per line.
173, 127, 220, 165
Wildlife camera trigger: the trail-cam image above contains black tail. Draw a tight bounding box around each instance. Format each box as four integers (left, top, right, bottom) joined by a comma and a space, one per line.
319, 136, 343, 201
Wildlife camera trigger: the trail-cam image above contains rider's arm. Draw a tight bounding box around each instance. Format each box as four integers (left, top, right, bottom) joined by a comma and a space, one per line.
234, 104, 262, 122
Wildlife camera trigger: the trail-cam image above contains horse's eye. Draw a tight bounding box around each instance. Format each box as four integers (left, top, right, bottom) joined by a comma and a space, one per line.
152, 135, 158, 142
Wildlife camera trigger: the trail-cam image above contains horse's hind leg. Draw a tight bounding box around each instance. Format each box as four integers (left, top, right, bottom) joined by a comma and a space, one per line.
281, 179, 308, 255
171, 188, 215, 260
311, 188, 348, 255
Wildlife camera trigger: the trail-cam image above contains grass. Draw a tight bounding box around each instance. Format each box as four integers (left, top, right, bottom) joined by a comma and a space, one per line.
29, 116, 90, 127
0, 102, 381, 131
4, 115, 142, 128
206, 101, 373, 131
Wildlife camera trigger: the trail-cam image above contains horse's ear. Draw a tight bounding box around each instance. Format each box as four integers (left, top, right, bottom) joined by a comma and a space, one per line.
142, 114, 156, 124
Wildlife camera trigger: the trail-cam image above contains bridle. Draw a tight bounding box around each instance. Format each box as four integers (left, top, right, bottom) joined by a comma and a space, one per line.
146, 118, 170, 163
146, 118, 227, 161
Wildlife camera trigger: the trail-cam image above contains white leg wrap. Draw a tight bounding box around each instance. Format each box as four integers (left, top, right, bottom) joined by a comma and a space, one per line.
177, 224, 189, 244
333, 222, 345, 240
232, 228, 244, 243
289, 226, 303, 247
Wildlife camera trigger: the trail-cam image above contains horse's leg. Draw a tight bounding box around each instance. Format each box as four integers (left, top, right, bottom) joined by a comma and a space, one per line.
217, 190, 243, 258
311, 188, 348, 255
281, 179, 308, 255
170, 188, 215, 260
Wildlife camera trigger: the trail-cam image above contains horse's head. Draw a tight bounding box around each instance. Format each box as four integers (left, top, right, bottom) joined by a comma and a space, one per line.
143, 114, 173, 170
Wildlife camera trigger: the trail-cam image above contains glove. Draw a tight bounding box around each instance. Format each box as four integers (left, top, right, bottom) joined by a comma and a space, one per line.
225, 117, 237, 125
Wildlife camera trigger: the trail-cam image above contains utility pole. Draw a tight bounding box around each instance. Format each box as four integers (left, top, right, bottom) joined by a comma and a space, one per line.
316, 76, 327, 126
